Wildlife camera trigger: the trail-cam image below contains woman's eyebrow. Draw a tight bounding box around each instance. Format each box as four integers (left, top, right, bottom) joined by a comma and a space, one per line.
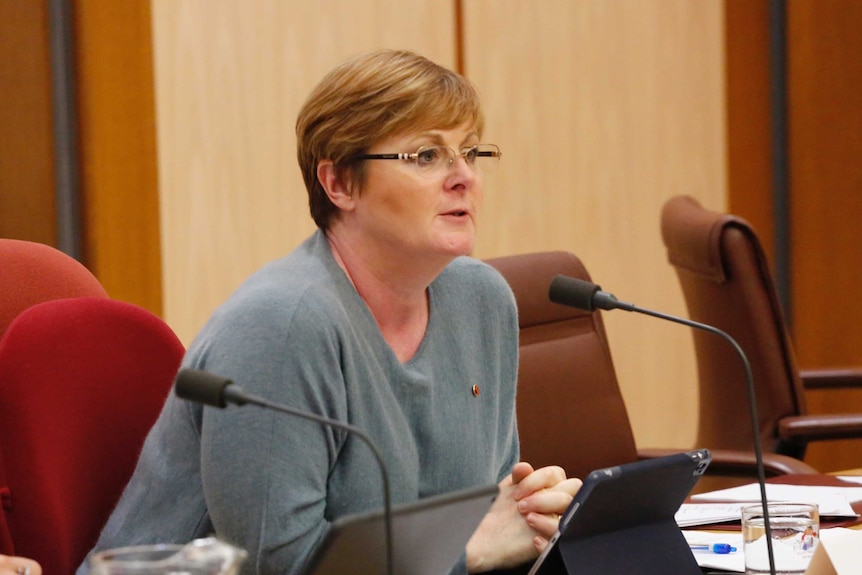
410, 130, 480, 147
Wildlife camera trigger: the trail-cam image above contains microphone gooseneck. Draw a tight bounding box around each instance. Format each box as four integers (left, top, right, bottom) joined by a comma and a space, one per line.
174, 368, 395, 575
548, 275, 777, 575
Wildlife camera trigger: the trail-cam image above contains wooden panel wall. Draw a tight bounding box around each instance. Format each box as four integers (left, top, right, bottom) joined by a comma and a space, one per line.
724, 0, 773, 256
74, 0, 163, 313
149, 0, 725, 450
150, 1, 456, 346
0, 0, 161, 316
724, 1, 862, 472
463, 0, 725, 449
786, 1, 862, 472
0, 0, 57, 244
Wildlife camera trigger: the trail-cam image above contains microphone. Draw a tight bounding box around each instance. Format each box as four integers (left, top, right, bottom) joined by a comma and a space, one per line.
174, 368, 394, 575
549, 275, 777, 575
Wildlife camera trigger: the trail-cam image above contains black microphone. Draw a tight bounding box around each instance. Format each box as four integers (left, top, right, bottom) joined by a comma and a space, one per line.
174, 368, 394, 575
549, 275, 777, 575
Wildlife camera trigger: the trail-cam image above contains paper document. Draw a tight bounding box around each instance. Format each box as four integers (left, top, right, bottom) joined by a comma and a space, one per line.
835, 475, 862, 486
676, 502, 749, 527
691, 483, 861, 517
682, 530, 745, 573
808, 527, 862, 575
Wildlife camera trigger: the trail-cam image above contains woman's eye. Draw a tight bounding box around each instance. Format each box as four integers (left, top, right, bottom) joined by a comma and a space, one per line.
417, 148, 440, 165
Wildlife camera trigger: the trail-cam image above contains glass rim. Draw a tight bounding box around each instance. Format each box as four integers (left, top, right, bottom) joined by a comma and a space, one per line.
91, 543, 185, 566
740, 501, 819, 515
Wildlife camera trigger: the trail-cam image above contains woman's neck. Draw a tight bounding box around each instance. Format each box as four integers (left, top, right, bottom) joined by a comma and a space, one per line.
326, 230, 438, 363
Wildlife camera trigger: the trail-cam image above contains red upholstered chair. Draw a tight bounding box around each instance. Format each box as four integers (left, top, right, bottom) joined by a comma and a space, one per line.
485, 250, 817, 484
660, 195, 862, 466
0, 297, 185, 574
0, 238, 109, 337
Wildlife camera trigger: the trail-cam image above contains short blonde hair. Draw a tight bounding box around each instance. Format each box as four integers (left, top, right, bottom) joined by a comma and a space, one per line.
296, 49, 484, 229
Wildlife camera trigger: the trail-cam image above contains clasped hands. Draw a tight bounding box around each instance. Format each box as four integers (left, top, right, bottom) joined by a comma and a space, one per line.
466, 462, 582, 573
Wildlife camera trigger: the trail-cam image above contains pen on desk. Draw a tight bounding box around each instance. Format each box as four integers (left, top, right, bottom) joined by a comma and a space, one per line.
689, 543, 737, 554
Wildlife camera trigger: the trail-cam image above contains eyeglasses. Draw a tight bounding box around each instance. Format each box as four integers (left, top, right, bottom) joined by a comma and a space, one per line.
353, 144, 501, 178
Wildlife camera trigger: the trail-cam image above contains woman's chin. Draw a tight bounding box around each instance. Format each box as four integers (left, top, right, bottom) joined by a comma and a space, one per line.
434, 227, 476, 256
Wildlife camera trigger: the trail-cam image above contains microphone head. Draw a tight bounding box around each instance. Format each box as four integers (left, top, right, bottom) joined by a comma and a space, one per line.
548, 275, 601, 311
174, 368, 234, 408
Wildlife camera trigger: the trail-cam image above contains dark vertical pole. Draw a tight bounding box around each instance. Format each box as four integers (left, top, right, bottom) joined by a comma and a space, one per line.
47, 0, 83, 261
769, 0, 791, 328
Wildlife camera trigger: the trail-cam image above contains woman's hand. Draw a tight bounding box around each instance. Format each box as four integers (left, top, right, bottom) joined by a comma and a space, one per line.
511, 462, 582, 551
0, 555, 42, 575
465, 463, 582, 573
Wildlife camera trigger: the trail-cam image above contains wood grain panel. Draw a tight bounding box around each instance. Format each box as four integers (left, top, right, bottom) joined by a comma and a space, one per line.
0, 0, 56, 244
463, 0, 726, 449
74, 0, 163, 313
150, 1, 456, 344
724, 0, 774, 258
786, 1, 862, 472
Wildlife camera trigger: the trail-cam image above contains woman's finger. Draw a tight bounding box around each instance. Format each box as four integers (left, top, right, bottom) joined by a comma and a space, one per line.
512, 465, 567, 499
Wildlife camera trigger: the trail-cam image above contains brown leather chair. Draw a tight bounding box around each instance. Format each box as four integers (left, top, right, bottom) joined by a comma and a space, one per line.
485, 250, 815, 483
486, 251, 637, 478
661, 195, 862, 467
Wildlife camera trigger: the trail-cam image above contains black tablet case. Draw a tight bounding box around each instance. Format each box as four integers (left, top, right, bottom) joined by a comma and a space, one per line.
302, 483, 498, 575
529, 449, 711, 575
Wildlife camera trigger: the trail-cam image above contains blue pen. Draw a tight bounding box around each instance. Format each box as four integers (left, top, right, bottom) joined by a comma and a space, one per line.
689, 543, 737, 554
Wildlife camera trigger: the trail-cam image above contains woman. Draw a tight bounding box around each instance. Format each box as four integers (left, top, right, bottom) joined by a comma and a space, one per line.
80, 49, 580, 575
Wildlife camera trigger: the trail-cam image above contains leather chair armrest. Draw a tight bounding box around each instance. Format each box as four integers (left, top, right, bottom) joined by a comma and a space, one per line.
801, 368, 862, 390
636, 447, 818, 476
778, 413, 862, 443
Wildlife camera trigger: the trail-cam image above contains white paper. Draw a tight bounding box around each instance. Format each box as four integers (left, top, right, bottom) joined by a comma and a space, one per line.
684, 528, 860, 574
676, 502, 748, 527
683, 530, 745, 572
690, 483, 861, 517
835, 476, 862, 487
805, 528, 862, 575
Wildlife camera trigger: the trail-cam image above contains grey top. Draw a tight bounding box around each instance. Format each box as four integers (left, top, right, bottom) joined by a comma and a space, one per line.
79, 230, 520, 575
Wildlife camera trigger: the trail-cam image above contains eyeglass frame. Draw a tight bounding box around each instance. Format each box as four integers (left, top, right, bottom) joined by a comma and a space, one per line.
351, 144, 501, 176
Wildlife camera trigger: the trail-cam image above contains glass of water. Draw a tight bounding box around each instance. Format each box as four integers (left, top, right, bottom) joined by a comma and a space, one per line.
741, 502, 819, 574
91, 537, 247, 575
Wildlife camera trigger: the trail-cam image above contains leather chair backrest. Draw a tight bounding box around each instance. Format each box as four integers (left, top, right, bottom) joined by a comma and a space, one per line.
486, 251, 638, 479
0, 297, 185, 573
0, 239, 108, 337
661, 195, 806, 457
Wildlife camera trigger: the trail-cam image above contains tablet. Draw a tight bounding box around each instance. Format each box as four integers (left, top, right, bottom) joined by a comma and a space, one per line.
301, 483, 498, 575
528, 449, 711, 575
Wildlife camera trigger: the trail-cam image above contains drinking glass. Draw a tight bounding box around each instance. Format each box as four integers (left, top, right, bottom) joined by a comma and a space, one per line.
741, 502, 819, 575
90, 537, 247, 575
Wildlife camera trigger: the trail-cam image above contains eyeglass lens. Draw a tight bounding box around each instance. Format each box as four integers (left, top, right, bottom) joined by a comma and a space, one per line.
415, 145, 500, 176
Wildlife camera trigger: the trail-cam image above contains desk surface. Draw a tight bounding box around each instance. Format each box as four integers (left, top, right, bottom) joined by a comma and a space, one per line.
694, 471, 862, 573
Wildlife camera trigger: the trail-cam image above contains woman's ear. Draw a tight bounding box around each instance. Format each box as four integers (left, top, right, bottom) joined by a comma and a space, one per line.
317, 160, 356, 212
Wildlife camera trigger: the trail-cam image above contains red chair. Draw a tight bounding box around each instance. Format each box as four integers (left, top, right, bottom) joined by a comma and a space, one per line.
0, 238, 108, 337
0, 297, 185, 574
